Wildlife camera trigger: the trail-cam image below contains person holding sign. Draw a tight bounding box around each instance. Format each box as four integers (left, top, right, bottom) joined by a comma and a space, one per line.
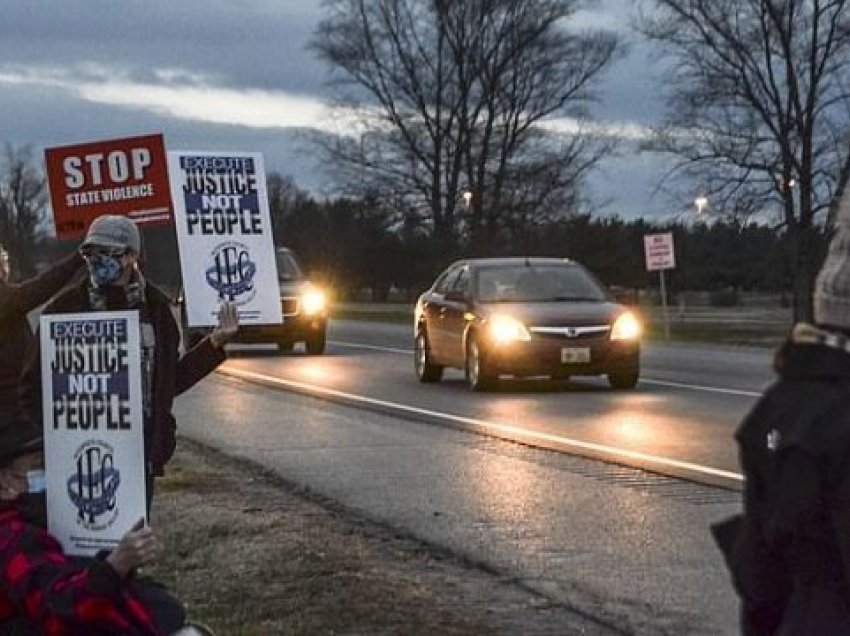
0, 243, 82, 426
20, 214, 238, 512
0, 414, 180, 634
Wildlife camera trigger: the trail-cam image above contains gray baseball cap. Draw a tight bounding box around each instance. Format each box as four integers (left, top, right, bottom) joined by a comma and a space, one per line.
81, 214, 141, 254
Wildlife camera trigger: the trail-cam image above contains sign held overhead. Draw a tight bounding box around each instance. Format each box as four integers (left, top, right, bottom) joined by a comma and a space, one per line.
45, 133, 173, 238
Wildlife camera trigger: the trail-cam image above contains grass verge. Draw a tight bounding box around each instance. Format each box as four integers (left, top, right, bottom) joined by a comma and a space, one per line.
147, 439, 611, 636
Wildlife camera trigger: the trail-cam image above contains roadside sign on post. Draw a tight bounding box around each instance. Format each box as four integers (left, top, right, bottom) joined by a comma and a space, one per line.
45, 133, 173, 239
643, 233, 676, 339
644, 232, 676, 271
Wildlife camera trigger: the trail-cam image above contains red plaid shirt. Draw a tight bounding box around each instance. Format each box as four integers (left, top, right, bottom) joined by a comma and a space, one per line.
0, 503, 164, 635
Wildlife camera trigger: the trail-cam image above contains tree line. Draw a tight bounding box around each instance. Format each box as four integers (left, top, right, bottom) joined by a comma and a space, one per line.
267, 173, 821, 303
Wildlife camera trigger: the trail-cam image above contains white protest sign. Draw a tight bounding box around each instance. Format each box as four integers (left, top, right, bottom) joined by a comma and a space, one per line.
168, 151, 282, 327
644, 232, 676, 271
40, 311, 147, 557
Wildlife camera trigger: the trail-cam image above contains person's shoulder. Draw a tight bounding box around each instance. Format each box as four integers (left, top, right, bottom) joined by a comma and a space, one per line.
42, 280, 87, 313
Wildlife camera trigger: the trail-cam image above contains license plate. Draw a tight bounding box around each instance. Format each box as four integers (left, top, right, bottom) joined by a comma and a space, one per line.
561, 347, 590, 364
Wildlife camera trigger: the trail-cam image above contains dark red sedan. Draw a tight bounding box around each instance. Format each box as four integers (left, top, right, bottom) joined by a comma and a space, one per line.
413, 258, 641, 391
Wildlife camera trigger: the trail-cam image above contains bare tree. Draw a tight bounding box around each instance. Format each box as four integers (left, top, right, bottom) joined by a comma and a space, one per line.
0, 145, 46, 278
312, 0, 618, 256
638, 0, 850, 321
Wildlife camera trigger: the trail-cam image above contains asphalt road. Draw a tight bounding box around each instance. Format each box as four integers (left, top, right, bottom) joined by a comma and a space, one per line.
220, 319, 775, 489
169, 319, 775, 634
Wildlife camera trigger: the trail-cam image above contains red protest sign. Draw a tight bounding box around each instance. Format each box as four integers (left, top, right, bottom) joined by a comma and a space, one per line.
45, 134, 173, 238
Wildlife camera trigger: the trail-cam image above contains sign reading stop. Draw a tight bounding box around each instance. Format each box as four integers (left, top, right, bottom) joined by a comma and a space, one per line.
45, 133, 173, 239
644, 232, 676, 271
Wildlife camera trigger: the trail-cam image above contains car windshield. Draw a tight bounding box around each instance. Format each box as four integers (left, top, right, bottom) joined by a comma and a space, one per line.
476, 264, 607, 303
276, 251, 303, 281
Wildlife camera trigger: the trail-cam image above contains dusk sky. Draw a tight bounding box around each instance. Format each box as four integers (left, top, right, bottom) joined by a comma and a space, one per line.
0, 0, 685, 222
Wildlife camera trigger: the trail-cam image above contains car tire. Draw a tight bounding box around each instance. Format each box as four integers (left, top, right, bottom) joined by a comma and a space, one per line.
277, 341, 294, 353
305, 330, 327, 355
608, 366, 639, 390
414, 331, 443, 383
465, 334, 496, 391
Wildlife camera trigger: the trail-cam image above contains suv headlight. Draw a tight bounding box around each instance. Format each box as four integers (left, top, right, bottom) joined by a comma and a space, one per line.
611, 311, 641, 340
488, 314, 531, 343
302, 289, 327, 316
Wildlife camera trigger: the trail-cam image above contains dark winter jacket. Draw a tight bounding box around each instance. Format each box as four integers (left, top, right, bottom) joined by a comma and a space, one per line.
0, 252, 81, 425
729, 323, 850, 635
20, 277, 225, 476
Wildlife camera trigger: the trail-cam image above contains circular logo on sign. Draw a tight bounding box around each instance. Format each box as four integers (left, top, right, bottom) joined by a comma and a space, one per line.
205, 241, 257, 304
67, 440, 121, 530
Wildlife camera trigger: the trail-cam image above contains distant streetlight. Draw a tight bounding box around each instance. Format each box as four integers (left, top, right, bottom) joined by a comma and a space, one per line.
462, 190, 473, 208
694, 195, 708, 216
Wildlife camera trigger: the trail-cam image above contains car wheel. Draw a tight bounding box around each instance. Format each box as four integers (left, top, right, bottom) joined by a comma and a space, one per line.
305, 330, 327, 355
465, 334, 496, 391
608, 366, 639, 390
414, 331, 443, 383
277, 341, 294, 353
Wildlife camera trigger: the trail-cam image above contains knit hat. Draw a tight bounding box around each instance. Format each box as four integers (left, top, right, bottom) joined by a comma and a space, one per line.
814, 184, 850, 329
81, 214, 141, 254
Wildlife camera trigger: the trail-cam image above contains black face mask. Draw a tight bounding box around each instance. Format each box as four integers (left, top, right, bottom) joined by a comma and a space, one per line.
18, 492, 47, 528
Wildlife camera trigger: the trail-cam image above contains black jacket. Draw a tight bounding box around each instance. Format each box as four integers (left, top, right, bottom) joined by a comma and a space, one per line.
731, 323, 850, 635
21, 277, 225, 475
0, 252, 81, 425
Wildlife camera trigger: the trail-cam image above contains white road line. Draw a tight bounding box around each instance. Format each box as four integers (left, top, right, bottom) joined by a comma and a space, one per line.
219, 364, 745, 484
639, 378, 761, 398
330, 339, 763, 398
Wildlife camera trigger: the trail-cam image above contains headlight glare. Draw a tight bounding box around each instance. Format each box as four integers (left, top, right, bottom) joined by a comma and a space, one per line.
611, 312, 641, 340
488, 314, 530, 343
302, 290, 326, 315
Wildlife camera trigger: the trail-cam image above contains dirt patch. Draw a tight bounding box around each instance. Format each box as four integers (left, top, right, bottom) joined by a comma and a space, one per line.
146, 439, 614, 635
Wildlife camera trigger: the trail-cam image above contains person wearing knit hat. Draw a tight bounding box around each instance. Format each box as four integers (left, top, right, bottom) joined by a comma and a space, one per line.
715, 183, 850, 633
18, 213, 239, 515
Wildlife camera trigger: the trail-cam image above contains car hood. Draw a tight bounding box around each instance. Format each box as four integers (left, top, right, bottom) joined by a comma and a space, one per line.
476, 301, 626, 327
278, 279, 310, 295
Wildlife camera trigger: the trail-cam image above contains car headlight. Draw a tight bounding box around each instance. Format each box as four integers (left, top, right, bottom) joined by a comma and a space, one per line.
610, 311, 641, 340
488, 314, 530, 343
302, 289, 327, 316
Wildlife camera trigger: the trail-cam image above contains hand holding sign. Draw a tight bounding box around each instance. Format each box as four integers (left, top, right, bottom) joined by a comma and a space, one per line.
209, 301, 239, 349
106, 519, 160, 577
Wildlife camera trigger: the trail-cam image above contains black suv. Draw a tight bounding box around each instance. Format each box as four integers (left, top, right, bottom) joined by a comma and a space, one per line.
182, 247, 329, 354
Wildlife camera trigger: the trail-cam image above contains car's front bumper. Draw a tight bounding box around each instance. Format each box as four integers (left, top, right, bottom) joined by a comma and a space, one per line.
230, 314, 327, 344
482, 334, 639, 377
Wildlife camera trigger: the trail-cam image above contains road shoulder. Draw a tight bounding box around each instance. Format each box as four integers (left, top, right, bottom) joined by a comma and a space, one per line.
147, 438, 618, 635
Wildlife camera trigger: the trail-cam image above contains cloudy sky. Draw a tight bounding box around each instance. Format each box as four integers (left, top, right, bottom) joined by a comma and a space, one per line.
0, 0, 681, 221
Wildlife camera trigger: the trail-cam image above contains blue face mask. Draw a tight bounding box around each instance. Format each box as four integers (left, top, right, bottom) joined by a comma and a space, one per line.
88, 254, 124, 287
26, 469, 45, 494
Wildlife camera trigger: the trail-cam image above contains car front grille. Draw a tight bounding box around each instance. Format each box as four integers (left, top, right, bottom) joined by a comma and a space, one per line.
529, 325, 610, 340
282, 297, 300, 317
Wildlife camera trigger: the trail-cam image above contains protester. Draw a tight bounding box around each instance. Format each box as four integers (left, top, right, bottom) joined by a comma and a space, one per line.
0, 242, 82, 424
20, 214, 239, 511
0, 407, 186, 635
716, 186, 850, 634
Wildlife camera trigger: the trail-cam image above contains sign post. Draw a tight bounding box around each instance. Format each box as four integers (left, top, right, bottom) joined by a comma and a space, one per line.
643, 233, 676, 339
